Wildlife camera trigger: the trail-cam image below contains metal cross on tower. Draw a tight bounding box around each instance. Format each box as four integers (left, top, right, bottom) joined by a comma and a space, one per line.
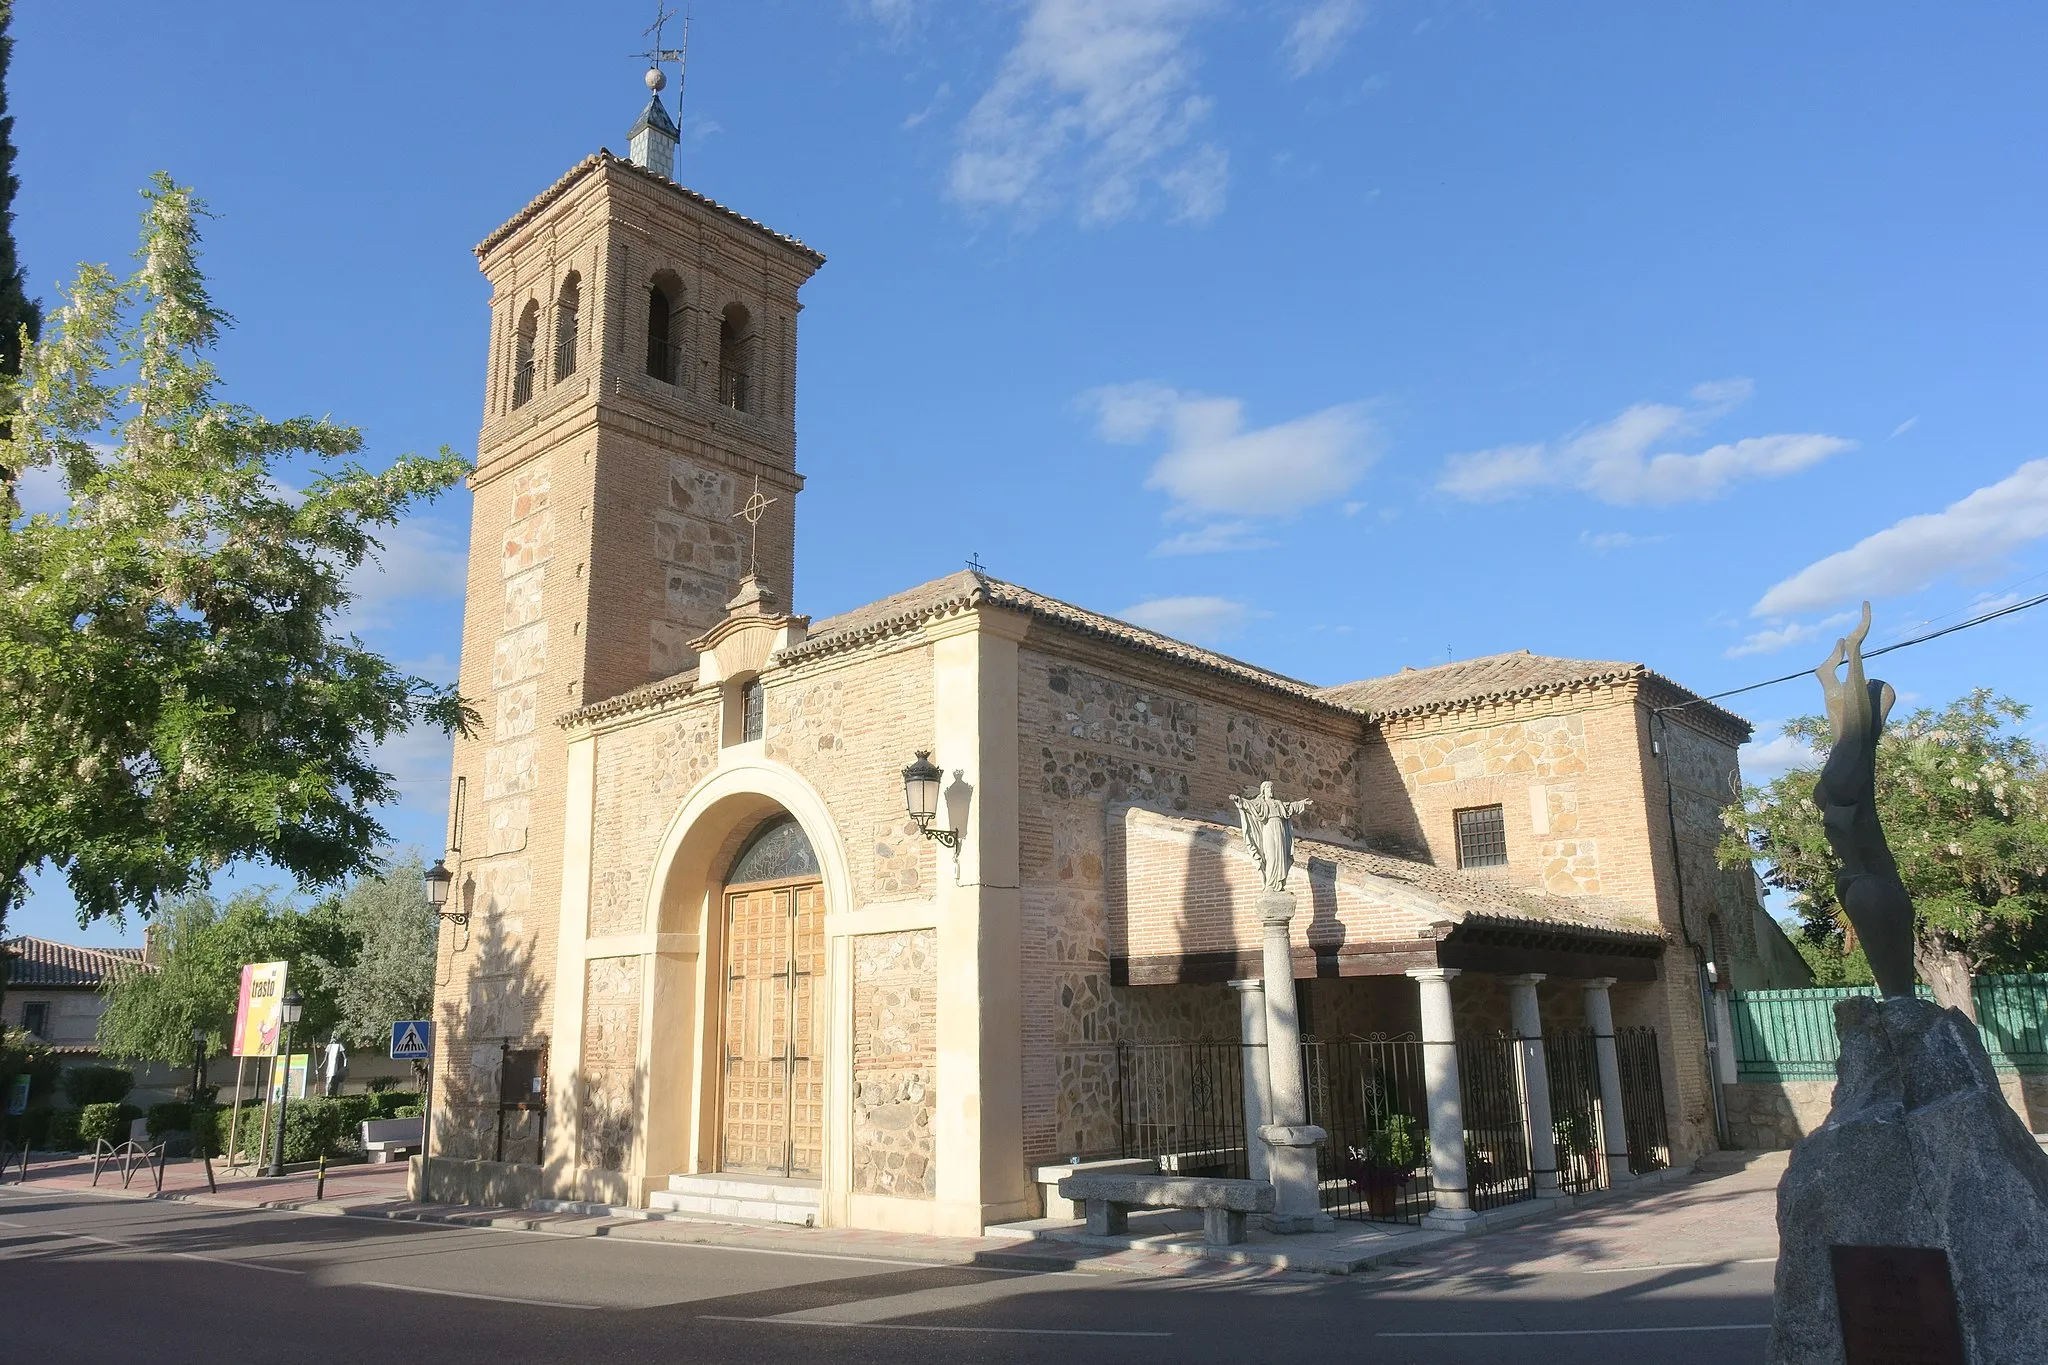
732, 475, 777, 579
634, 4, 689, 118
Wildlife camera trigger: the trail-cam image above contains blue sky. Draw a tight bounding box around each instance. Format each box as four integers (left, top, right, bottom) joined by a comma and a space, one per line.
11, 1, 2046, 945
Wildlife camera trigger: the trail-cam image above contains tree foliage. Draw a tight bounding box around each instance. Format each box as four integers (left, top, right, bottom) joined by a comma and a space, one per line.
0, 1, 40, 379
0, 175, 471, 933
1721, 691, 2048, 995
95, 857, 440, 1065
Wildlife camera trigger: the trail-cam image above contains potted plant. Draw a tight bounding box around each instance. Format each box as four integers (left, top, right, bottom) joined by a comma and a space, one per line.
1347, 1114, 1422, 1218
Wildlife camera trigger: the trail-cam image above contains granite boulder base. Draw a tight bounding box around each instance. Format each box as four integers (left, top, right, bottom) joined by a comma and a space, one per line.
1768, 995, 2048, 1364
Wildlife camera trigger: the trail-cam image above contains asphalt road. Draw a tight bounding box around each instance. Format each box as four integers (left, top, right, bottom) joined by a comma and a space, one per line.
0, 1187, 1773, 1364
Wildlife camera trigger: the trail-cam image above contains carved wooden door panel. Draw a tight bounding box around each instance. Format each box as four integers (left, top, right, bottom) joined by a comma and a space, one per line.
786, 883, 826, 1177
720, 882, 825, 1177
721, 887, 790, 1174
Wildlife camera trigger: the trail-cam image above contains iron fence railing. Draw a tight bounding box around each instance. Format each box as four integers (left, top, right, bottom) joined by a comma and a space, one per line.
1730, 974, 2048, 1080
1544, 1029, 1605, 1194
718, 365, 751, 412
1115, 1041, 1250, 1179
1616, 1026, 1672, 1175
1111, 1024, 1675, 1223
1457, 1032, 1533, 1210
1303, 1036, 1434, 1226
511, 356, 535, 408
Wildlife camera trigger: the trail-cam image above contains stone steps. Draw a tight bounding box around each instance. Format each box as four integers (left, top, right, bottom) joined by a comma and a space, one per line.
646, 1172, 821, 1227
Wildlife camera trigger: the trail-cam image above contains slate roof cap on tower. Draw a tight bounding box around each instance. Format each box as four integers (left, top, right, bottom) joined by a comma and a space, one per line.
2, 935, 147, 989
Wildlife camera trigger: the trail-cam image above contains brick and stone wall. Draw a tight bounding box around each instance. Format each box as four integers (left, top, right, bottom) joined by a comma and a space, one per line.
850, 928, 938, 1198
1724, 1074, 2048, 1149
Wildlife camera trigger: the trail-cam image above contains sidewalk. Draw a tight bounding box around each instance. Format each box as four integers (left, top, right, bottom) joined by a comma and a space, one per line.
0, 1149, 1786, 1280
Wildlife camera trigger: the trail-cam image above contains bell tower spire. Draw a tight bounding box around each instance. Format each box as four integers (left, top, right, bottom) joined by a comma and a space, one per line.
629, 5, 687, 179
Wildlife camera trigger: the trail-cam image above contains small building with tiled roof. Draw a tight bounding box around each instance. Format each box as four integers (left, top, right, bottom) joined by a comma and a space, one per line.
3, 936, 147, 1055
424, 77, 1807, 1236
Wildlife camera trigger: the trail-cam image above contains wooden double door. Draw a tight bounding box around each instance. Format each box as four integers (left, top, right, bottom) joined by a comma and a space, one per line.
719, 880, 825, 1177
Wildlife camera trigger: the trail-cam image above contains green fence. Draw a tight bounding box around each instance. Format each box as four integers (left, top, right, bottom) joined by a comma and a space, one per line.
1730, 974, 2048, 1081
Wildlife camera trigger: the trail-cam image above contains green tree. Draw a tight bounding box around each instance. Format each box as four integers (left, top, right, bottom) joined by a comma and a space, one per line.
316, 853, 438, 1049
1721, 690, 2048, 1015
95, 886, 350, 1065
0, 175, 471, 937
0, 1, 40, 380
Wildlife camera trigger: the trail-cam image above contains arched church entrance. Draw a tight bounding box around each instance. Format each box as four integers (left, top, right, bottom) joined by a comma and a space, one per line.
717, 813, 825, 1178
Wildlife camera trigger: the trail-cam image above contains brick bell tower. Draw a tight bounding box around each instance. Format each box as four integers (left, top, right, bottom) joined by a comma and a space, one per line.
432, 59, 823, 1158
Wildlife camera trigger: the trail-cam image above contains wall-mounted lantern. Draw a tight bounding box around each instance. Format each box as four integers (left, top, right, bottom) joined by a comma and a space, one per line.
901, 750, 959, 850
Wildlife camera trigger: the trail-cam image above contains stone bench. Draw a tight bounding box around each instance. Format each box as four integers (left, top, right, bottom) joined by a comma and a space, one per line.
1034, 1158, 1156, 1219
1058, 1172, 1276, 1247
361, 1117, 424, 1163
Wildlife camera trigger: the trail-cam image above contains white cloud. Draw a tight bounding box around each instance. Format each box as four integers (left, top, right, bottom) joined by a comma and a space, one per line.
1086, 382, 1377, 517
1725, 610, 1857, 659
11, 464, 68, 518
949, 0, 1229, 226
1153, 520, 1276, 556
1890, 416, 1918, 439
1116, 594, 1248, 643
1438, 381, 1853, 506
1753, 459, 2048, 617
1740, 730, 1822, 784
340, 518, 470, 631
1283, 0, 1367, 76
1580, 529, 1666, 553
902, 82, 951, 130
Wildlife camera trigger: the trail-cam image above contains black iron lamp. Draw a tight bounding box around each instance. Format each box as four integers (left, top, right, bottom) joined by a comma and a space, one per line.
265, 991, 305, 1178
424, 858, 467, 926
901, 750, 958, 849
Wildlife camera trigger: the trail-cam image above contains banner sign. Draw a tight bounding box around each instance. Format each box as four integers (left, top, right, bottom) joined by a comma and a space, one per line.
233, 961, 289, 1058
5, 1074, 27, 1116
269, 1053, 310, 1103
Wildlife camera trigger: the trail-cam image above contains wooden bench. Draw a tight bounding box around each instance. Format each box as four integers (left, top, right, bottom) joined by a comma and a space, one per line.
1057, 1172, 1276, 1247
360, 1117, 424, 1163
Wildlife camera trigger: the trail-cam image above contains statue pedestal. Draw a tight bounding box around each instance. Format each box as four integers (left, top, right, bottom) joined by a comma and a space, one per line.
1257, 890, 1330, 1232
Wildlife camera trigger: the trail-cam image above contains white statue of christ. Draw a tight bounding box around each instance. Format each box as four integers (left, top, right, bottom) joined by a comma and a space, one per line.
1230, 781, 1313, 893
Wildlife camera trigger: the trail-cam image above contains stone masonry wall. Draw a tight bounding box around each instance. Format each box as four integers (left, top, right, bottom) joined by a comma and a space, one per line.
1724, 1074, 2048, 1149
1015, 639, 1366, 1161
851, 929, 938, 1198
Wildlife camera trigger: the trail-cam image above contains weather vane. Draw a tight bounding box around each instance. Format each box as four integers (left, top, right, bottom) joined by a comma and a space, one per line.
732, 474, 776, 578
634, 4, 689, 118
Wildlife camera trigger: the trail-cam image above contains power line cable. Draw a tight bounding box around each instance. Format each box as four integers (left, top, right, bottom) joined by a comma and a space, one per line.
1656, 590, 2048, 715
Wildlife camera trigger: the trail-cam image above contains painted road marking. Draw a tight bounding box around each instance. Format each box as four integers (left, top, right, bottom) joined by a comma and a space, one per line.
0, 1216, 303, 1273
1380, 1323, 1771, 1338
700, 1315, 1170, 1338
354, 1280, 600, 1310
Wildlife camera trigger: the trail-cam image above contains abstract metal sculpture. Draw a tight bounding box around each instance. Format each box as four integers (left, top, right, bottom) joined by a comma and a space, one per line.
1812, 602, 1917, 998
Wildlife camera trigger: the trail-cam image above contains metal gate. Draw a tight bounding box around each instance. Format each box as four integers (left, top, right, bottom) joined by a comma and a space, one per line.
1544, 1030, 1604, 1194
1617, 1026, 1672, 1175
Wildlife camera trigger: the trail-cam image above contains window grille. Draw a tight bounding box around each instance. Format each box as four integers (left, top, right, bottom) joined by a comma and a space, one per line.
645, 287, 675, 382
741, 677, 764, 742
511, 301, 538, 409
726, 813, 820, 885
552, 274, 579, 382
21, 1000, 48, 1038
718, 365, 750, 412
1455, 804, 1508, 869
718, 305, 752, 412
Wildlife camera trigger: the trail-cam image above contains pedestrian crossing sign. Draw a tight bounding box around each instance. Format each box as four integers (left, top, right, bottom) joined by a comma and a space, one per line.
390, 1020, 432, 1060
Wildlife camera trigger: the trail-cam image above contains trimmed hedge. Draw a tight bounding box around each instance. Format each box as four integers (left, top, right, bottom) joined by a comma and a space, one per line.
61, 1066, 135, 1107
79, 1102, 141, 1147
146, 1102, 193, 1138
46, 1109, 82, 1151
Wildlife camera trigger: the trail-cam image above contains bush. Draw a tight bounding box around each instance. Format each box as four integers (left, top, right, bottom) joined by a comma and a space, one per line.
391, 1104, 424, 1119
373, 1090, 423, 1117
78, 1102, 141, 1147
185, 1104, 226, 1158
46, 1109, 82, 1151
212, 1102, 264, 1162
146, 1102, 193, 1138
279, 1096, 357, 1163
62, 1065, 135, 1108
2, 1107, 53, 1147
334, 1094, 378, 1130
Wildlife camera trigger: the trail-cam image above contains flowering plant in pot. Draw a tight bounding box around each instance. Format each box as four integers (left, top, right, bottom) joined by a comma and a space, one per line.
1346, 1114, 1423, 1217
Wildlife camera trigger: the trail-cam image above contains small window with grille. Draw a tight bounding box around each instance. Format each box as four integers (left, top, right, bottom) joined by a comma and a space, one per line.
1455, 804, 1508, 869
21, 1000, 49, 1038
740, 677, 764, 743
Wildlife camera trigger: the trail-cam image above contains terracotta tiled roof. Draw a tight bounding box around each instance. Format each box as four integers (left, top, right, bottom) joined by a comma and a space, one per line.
474, 150, 825, 265
787, 571, 1337, 703
2, 936, 146, 989
1319, 649, 1750, 738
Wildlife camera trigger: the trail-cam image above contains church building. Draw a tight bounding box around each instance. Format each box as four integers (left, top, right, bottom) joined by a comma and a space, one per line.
425, 75, 1802, 1237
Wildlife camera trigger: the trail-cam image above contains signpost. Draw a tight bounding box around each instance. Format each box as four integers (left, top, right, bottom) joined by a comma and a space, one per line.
226, 961, 288, 1171
392, 1020, 435, 1164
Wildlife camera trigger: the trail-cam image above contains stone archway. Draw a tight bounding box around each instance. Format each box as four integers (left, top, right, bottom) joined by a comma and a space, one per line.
636, 759, 853, 1199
